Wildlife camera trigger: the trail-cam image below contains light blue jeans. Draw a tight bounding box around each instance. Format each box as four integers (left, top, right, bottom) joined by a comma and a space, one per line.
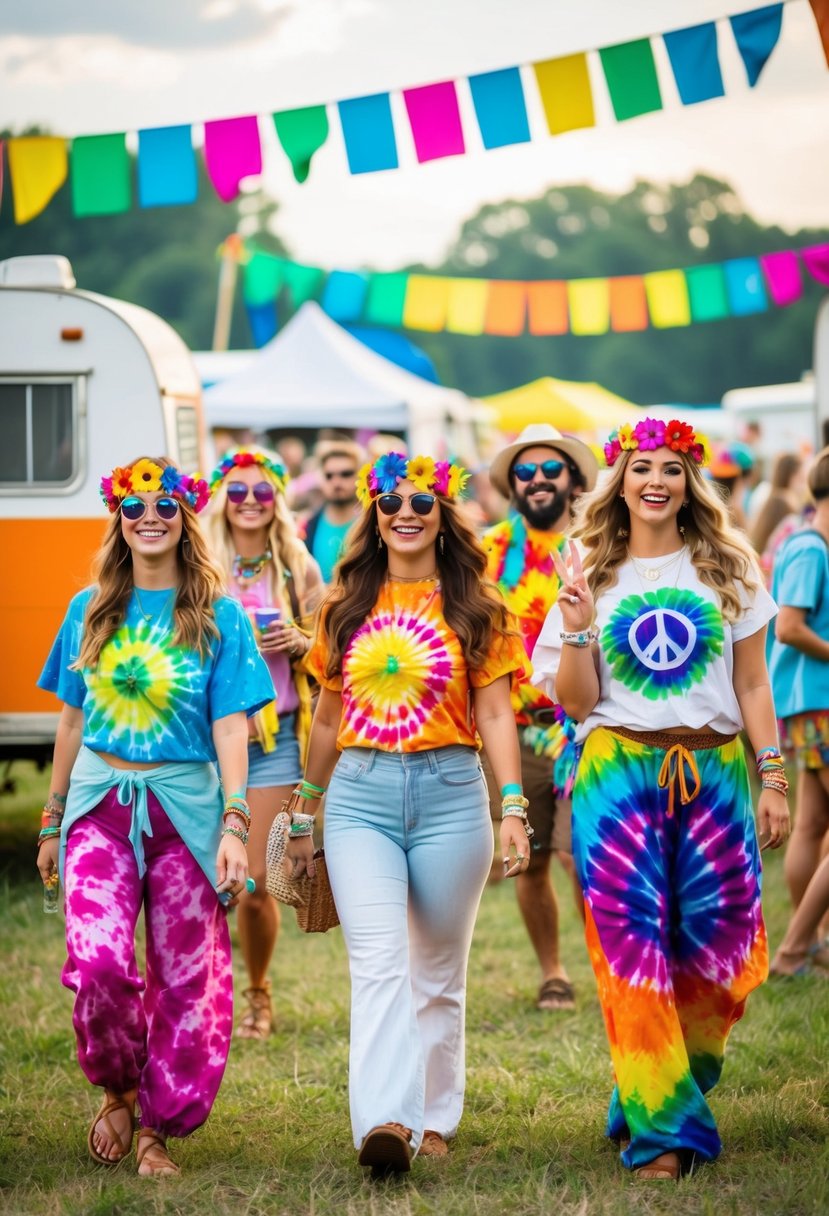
324, 745, 493, 1152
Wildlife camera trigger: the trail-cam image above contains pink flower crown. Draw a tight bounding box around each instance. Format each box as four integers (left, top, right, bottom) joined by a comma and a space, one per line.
356, 452, 470, 507
209, 449, 289, 493
100, 459, 210, 513
604, 418, 710, 469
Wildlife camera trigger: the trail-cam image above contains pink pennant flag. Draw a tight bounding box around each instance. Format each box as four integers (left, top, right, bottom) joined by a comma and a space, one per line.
403, 81, 465, 163
203, 116, 262, 202
760, 250, 803, 306
802, 243, 829, 286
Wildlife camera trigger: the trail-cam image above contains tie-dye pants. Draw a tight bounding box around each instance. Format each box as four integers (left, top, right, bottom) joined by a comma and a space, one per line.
573, 728, 768, 1169
61, 786, 233, 1138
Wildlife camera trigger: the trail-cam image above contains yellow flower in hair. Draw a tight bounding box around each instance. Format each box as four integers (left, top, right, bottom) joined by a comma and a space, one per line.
406, 455, 436, 492
355, 462, 373, 507
696, 433, 713, 466
617, 424, 638, 452
130, 458, 163, 493
447, 464, 470, 497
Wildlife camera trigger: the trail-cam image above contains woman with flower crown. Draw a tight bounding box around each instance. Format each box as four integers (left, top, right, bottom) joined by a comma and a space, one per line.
206, 448, 324, 1040
285, 452, 528, 1172
36, 456, 273, 1177
532, 418, 790, 1182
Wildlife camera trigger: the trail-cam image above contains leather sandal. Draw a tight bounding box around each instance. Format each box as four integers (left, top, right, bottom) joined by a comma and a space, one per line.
87, 1092, 135, 1165
537, 976, 575, 1011
136, 1129, 180, 1177
236, 981, 273, 1039
634, 1151, 681, 1181
419, 1129, 448, 1158
357, 1122, 413, 1172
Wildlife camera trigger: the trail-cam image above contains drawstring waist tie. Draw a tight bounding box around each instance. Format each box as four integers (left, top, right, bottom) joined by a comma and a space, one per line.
607, 727, 738, 818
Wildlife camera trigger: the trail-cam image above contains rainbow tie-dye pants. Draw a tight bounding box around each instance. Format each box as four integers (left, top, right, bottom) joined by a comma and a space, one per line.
572, 727, 768, 1170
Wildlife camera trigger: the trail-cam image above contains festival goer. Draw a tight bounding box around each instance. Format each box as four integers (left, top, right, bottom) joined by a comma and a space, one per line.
708, 443, 754, 530
533, 417, 790, 1181
301, 440, 364, 582
483, 423, 598, 1011
289, 452, 529, 1172
770, 853, 829, 975
206, 449, 324, 1040
768, 445, 829, 940
36, 457, 273, 1176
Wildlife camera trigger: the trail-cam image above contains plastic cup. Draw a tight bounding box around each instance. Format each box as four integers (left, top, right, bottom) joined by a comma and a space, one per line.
254, 608, 281, 633
43, 871, 59, 915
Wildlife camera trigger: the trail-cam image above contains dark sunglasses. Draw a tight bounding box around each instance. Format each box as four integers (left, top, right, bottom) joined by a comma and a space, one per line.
324, 469, 356, 480
513, 459, 567, 482
121, 496, 180, 522
376, 492, 437, 516
226, 480, 275, 505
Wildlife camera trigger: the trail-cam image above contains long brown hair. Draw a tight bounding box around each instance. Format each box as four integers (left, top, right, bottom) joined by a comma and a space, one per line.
76, 456, 224, 669
321, 497, 513, 678
575, 449, 761, 622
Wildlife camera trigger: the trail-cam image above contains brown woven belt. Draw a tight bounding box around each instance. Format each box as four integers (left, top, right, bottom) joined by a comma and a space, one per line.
607, 727, 738, 817
608, 727, 737, 752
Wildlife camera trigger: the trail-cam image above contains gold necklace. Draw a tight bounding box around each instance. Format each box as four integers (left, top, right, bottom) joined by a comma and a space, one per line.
630, 548, 686, 596
387, 571, 439, 583
134, 586, 175, 625
628, 547, 685, 582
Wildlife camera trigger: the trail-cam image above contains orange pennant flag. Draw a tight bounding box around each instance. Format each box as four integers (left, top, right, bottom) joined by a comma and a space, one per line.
8, 136, 68, 224
527, 281, 569, 335
484, 281, 526, 335
609, 276, 649, 332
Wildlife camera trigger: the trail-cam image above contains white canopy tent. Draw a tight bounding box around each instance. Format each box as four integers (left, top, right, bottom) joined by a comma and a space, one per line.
203, 302, 484, 459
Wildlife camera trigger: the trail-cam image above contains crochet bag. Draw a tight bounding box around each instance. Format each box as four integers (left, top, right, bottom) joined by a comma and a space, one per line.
265, 810, 340, 933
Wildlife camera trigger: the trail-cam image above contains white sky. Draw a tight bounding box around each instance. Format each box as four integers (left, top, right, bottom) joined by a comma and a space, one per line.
1, 0, 828, 267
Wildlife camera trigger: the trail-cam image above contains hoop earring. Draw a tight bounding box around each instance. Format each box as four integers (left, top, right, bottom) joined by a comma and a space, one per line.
439, 533, 445, 556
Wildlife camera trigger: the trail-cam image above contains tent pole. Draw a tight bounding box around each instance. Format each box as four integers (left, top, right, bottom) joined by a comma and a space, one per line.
212, 243, 239, 352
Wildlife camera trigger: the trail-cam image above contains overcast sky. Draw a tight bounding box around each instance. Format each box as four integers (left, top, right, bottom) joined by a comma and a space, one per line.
1, 0, 827, 267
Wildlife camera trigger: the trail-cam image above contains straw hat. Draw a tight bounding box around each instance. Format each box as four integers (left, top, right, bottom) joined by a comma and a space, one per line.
488, 423, 598, 497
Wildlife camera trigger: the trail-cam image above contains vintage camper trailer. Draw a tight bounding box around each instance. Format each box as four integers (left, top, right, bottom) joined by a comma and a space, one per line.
0, 255, 207, 763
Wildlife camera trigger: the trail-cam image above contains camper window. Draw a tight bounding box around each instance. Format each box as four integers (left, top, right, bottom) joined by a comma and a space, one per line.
0, 379, 77, 488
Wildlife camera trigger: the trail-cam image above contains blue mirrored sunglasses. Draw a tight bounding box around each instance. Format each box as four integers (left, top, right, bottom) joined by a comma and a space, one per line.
513, 459, 566, 482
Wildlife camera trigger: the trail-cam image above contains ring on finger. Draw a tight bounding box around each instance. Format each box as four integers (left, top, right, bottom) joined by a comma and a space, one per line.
568, 594, 579, 604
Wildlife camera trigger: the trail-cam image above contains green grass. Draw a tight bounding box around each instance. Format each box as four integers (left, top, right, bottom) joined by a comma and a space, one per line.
1, 762, 827, 1216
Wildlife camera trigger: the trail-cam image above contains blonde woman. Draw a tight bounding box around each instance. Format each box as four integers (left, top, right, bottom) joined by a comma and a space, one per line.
36, 457, 273, 1176
533, 418, 790, 1181
206, 449, 324, 1039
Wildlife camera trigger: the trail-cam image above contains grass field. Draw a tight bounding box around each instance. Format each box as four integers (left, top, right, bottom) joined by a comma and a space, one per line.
1, 761, 827, 1216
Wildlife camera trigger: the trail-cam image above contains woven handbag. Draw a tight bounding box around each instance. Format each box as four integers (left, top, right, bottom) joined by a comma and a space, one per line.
295, 850, 340, 934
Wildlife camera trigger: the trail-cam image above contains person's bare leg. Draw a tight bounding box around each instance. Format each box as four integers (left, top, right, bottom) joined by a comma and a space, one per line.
784, 769, 829, 909
235, 784, 289, 1036
771, 853, 829, 974
554, 848, 585, 924
90, 1087, 136, 1162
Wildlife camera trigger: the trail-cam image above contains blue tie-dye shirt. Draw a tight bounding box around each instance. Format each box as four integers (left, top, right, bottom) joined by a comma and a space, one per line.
39, 586, 274, 763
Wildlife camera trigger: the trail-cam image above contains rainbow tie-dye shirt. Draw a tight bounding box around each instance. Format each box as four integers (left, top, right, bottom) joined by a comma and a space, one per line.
305, 579, 526, 753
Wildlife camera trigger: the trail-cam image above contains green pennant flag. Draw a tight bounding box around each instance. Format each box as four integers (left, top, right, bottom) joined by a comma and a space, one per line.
282, 260, 325, 306
272, 106, 329, 183
365, 273, 408, 325
599, 39, 662, 121
243, 250, 285, 307
71, 133, 131, 216
686, 264, 729, 321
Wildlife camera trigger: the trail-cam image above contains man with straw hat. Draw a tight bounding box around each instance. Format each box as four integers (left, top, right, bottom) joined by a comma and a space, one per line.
483, 424, 598, 1010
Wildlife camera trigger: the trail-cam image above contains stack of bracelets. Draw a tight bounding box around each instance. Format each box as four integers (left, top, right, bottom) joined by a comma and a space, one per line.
222, 794, 251, 846
756, 747, 789, 796
38, 792, 66, 849
500, 785, 534, 839
288, 779, 326, 837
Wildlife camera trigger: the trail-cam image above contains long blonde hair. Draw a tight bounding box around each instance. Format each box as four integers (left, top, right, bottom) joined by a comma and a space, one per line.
575, 449, 761, 621
76, 457, 224, 669
206, 450, 313, 615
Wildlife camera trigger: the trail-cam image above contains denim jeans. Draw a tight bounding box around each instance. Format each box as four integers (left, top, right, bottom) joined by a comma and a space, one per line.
324, 745, 493, 1152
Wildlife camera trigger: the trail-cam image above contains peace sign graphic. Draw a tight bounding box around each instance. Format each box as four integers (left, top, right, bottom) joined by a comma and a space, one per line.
604, 588, 724, 700
627, 608, 697, 672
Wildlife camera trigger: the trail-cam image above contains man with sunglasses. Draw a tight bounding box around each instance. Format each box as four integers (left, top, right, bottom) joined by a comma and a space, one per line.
484, 423, 598, 1011
302, 440, 365, 583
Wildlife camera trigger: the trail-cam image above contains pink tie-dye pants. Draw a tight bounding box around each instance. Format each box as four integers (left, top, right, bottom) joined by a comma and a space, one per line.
61, 786, 233, 1138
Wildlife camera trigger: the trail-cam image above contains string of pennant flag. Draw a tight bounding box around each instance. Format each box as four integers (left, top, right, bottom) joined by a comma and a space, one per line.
1, 3, 822, 227
237, 241, 829, 345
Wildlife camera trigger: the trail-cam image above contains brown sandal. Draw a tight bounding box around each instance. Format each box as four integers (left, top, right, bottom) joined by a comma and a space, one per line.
87, 1092, 135, 1165
420, 1129, 448, 1158
358, 1122, 413, 1172
235, 981, 273, 1039
536, 976, 575, 1011
136, 1129, 180, 1177
635, 1151, 681, 1181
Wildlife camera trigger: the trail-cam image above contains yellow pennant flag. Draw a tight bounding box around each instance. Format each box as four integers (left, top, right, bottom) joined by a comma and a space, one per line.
446, 278, 488, 334
644, 270, 691, 328
403, 275, 452, 332
534, 54, 596, 135
568, 278, 610, 335
8, 136, 68, 224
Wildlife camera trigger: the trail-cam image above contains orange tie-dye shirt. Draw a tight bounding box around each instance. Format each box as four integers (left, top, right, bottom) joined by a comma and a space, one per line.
305, 579, 526, 753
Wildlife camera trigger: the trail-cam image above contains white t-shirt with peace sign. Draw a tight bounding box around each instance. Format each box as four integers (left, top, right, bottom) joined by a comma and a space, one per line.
531, 552, 777, 742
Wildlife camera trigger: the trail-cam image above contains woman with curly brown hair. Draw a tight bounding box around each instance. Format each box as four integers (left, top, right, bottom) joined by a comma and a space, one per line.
285, 453, 528, 1173
533, 418, 790, 1182
36, 457, 272, 1177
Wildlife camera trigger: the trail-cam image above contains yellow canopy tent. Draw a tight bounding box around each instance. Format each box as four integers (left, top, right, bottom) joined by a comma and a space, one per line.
484, 377, 640, 436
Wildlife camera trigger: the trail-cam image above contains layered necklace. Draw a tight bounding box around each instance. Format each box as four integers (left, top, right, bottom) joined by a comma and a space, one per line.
628, 547, 686, 582
133, 586, 176, 628
233, 548, 272, 583
387, 570, 439, 583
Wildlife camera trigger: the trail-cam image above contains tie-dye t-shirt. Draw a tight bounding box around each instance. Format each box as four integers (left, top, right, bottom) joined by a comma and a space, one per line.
305, 579, 526, 753
531, 553, 776, 742
39, 586, 274, 763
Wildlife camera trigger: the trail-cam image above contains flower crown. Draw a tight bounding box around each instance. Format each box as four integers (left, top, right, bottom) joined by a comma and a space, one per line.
100, 459, 211, 513
356, 452, 470, 507
603, 418, 710, 469
209, 449, 289, 493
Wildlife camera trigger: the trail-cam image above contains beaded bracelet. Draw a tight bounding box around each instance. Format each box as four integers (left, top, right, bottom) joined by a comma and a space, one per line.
41, 809, 62, 829
223, 807, 251, 830
222, 824, 249, 846
37, 826, 61, 849
761, 773, 789, 794
224, 795, 250, 813
560, 629, 598, 648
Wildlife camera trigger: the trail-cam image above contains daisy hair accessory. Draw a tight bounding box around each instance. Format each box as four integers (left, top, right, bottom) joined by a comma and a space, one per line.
355, 452, 470, 507
209, 449, 289, 493
100, 459, 210, 513
603, 419, 709, 469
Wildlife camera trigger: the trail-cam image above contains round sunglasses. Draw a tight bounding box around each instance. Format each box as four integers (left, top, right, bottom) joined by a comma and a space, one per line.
376, 492, 437, 516
226, 480, 276, 505
121, 496, 180, 522
512, 459, 567, 482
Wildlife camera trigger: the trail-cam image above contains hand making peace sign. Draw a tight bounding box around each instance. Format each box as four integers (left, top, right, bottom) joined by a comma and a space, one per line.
550, 540, 595, 633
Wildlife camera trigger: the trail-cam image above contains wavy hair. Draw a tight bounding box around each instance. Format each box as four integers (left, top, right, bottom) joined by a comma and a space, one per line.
321, 498, 513, 678
575, 449, 760, 622
206, 449, 314, 615
76, 456, 224, 669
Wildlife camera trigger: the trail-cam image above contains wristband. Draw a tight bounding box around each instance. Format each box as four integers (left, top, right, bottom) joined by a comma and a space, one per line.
501, 783, 522, 797
560, 629, 598, 647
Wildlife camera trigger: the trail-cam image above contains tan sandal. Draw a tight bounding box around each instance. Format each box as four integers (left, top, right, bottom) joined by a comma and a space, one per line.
136, 1129, 180, 1177
235, 981, 273, 1039
87, 1091, 135, 1165
635, 1151, 681, 1181
419, 1129, 448, 1158
358, 1122, 413, 1172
